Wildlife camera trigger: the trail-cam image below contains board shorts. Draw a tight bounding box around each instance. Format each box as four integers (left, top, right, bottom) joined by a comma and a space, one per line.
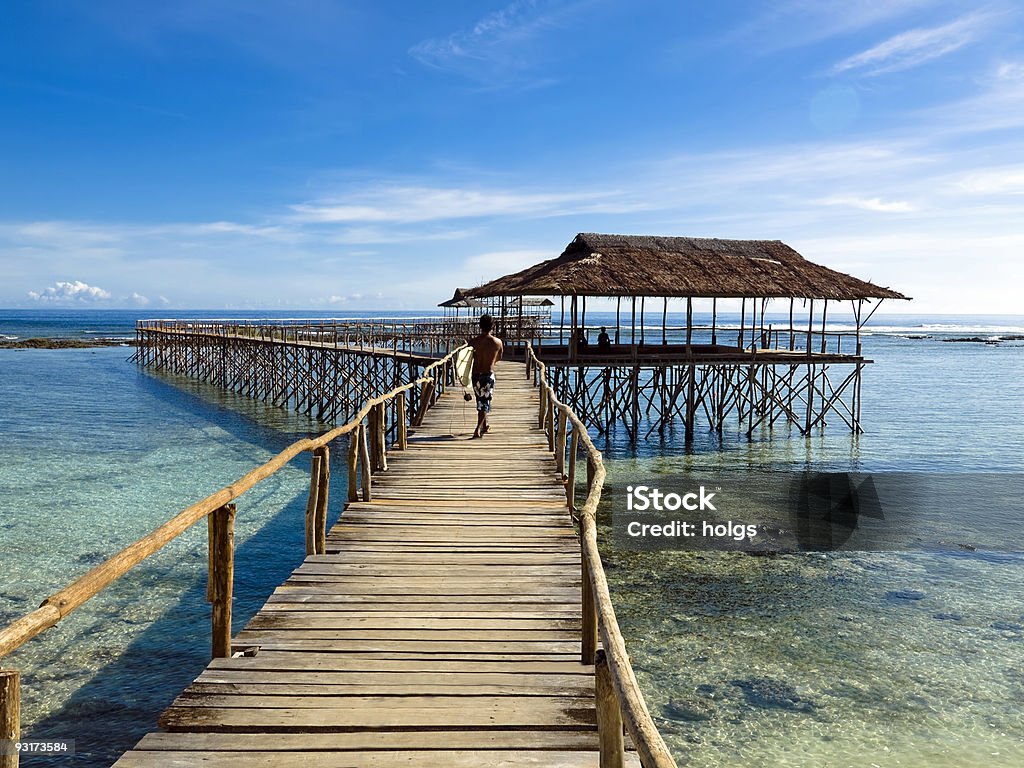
472, 372, 496, 413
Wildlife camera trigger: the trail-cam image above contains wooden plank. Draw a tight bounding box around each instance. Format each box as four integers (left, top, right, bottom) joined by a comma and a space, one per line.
115, 749, 643, 767
114, 359, 655, 768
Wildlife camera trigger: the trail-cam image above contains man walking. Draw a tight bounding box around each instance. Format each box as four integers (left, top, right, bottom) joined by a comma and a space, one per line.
468, 314, 503, 438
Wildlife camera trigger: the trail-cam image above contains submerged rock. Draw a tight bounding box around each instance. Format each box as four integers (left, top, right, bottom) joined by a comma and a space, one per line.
991, 621, 1024, 631
886, 589, 926, 601
730, 677, 816, 712
664, 696, 716, 722
932, 612, 963, 621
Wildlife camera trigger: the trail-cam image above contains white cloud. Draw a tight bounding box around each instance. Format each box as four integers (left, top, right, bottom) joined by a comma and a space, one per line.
27, 280, 112, 303
129, 292, 151, 306
290, 184, 625, 224
832, 12, 991, 76
954, 166, 1024, 195
819, 195, 917, 213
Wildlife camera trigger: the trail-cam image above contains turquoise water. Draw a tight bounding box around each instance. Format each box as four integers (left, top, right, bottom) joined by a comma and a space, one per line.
594, 323, 1024, 766
0, 346, 341, 765
1, 312, 1022, 766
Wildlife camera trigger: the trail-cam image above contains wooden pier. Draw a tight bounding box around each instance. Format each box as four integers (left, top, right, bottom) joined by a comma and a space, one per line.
0, 347, 675, 768
113, 359, 630, 766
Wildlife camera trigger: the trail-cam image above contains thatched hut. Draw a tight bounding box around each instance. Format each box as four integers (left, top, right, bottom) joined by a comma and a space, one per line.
469, 233, 907, 358
464, 233, 909, 439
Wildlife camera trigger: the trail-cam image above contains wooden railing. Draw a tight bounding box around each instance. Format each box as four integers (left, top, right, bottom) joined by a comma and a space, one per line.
136, 316, 549, 355
0, 347, 464, 768
526, 344, 677, 768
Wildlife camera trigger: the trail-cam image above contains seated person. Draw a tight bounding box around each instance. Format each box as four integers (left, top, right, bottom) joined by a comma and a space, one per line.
597, 326, 611, 351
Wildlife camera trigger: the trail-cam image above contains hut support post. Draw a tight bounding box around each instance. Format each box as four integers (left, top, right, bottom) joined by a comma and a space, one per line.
806, 300, 815, 355
615, 297, 621, 344
640, 297, 646, 345
560, 296, 565, 345
789, 299, 795, 351
686, 297, 693, 350
208, 503, 236, 660
0, 669, 19, 768
595, 649, 625, 768
630, 297, 637, 350
739, 298, 746, 349
711, 298, 717, 345
662, 297, 668, 345
820, 300, 829, 354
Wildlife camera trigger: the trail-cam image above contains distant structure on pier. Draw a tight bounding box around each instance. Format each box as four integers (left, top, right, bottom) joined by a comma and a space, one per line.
467, 232, 908, 440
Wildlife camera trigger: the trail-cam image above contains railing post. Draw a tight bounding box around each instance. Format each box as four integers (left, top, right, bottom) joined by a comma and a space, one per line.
367, 404, 384, 473
359, 423, 372, 501
347, 429, 360, 502
315, 445, 329, 555
1, 669, 19, 768
555, 410, 568, 476
208, 503, 236, 660
375, 404, 388, 472
567, 426, 579, 510
595, 649, 625, 768
305, 452, 323, 556
581, 551, 597, 665
412, 381, 434, 427
538, 383, 546, 429
545, 391, 555, 452
396, 391, 408, 449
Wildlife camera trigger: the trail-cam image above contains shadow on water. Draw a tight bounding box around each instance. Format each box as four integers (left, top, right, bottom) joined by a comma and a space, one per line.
19, 366, 351, 766
23, 487, 313, 767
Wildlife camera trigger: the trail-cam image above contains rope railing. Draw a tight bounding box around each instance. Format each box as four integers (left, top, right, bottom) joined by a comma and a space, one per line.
525, 344, 677, 768
0, 346, 465, 768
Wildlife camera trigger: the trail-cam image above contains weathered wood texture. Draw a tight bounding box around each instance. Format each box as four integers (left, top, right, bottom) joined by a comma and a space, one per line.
113, 361, 643, 767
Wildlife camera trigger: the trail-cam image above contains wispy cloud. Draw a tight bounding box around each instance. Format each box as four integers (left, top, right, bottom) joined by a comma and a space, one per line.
819, 195, 917, 213
726, 0, 934, 53
290, 184, 633, 224
955, 166, 1024, 195
409, 0, 583, 87
832, 12, 991, 76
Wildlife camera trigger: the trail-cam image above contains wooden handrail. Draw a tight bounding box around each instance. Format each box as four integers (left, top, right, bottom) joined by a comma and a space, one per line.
525, 345, 677, 768
0, 344, 463, 658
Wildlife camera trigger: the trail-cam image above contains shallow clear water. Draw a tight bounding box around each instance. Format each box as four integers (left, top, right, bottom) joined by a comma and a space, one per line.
0, 312, 1022, 766
591, 324, 1024, 767
0, 346, 341, 765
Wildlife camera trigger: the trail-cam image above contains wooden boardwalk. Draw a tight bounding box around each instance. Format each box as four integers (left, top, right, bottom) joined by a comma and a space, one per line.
114, 360, 638, 767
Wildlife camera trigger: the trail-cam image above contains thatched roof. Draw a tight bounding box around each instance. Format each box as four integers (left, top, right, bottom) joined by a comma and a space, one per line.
438, 288, 484, 308
469, 233, 908, 301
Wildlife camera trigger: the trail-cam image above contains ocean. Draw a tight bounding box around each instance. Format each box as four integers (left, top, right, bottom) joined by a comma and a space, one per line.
1, 309, 1022, 766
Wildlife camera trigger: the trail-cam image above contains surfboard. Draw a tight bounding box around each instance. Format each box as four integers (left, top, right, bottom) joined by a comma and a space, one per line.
455, 345, 475, 387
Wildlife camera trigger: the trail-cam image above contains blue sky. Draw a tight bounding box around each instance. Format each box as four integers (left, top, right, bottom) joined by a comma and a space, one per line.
1, 0, 1022, 313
